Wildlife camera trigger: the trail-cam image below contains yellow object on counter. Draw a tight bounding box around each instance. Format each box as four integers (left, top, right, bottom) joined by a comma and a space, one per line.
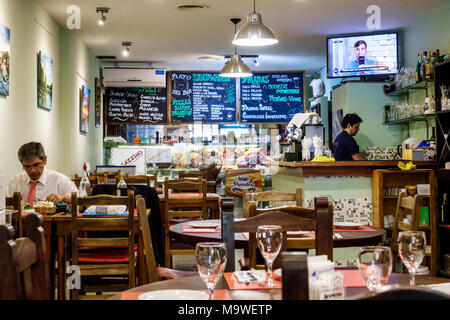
311, 156, 335, 162
398, 161, 417, 170
402, 149, 413, 160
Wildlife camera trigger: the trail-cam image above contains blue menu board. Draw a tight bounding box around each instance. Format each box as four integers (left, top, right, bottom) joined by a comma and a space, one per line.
239, 71, 304, 123
169, 71, 237, 123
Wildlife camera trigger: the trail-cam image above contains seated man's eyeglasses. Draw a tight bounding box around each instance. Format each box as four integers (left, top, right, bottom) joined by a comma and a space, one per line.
22, 161, 45, 170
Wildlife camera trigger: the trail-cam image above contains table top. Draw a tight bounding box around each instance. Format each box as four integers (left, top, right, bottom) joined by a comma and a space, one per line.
169, 220, 386, 248
108, 271, 450, 300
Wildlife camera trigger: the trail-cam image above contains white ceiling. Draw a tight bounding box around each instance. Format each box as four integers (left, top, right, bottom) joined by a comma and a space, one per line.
37, 0, 448, 74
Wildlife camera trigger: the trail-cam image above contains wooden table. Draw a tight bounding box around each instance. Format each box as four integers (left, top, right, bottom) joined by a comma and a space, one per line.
169, 220, 386, 249
159, 193, 221, 219
109, 272, 450, 300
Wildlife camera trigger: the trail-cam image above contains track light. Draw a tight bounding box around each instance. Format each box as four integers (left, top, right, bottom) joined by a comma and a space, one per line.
122, 42, 132, 57
96, 7, 109, 26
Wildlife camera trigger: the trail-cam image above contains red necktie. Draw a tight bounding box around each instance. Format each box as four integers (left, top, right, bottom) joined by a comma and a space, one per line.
28, 181, 38, 205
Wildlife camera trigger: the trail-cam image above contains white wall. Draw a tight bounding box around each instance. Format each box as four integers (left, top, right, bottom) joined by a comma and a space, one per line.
0, 0, 102, 182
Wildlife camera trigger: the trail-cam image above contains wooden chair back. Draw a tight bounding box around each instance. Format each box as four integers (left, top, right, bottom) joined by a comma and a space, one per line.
243, 188, 303, 218
70, 191, 136, 300
391, 192, 425, 255
243, 197, 333, 268
73, 174, 102, 188
163, 177, 208, 267
136, 195, 159, 283
115, 175, 153, 186
0, 213, 51, 299
178, 170, 206, 180
6, 192, 23, 237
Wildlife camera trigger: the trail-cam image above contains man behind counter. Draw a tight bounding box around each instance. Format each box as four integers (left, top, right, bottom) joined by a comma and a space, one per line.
332, 113, 365, 161
7, 141, 78, 204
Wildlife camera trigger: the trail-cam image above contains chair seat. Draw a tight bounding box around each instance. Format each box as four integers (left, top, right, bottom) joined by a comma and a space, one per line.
156, 267, 198, 280
77, 245, 138, 263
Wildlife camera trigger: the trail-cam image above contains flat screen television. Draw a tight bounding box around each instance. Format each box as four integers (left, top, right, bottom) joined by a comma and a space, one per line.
327, 31, 399, 78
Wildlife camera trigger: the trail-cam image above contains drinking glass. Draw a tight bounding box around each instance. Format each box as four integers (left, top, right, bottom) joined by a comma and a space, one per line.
357, 246, 392, 294
256, 225, 283, 287
398, 231, 426, 286
196, 242, 227, 300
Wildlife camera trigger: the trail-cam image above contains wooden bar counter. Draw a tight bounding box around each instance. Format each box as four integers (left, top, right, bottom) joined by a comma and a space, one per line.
272, 160, 436, 177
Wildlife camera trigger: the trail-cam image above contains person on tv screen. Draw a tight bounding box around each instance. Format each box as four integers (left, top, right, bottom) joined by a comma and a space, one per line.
346, 40, 377, 68
331, 113, 366, 161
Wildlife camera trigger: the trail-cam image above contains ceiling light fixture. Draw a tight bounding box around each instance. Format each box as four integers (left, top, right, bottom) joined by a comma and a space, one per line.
96, 7, 109, 26
122, 41, 132, 57
220, 18, 252, 78
232, 0, 278, 46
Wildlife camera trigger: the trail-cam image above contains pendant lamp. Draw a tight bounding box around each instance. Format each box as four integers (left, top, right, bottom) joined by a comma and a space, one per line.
220, 18, 253, 78
232, 0, 278, 46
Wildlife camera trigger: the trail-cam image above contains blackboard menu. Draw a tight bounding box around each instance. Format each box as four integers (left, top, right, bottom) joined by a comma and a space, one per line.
169, 71, 237, 123
240, 71, 304, 123
106, 87, 167, 124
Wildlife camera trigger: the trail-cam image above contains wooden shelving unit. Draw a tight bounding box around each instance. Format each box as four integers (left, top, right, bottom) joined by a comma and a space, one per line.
372, 169, 436, 275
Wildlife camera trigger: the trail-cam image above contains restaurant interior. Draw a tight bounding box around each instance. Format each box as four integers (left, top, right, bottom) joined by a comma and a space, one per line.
0, 0, 450, 303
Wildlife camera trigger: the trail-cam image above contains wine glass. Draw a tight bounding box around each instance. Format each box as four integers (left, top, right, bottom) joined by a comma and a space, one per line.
256, 225, 283, 287
398, 231, 426, 286
357, 246, 392, 294
196, 242, 227, 300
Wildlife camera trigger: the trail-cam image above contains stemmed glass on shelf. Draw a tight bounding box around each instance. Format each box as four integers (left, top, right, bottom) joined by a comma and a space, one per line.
256, 225, 283, 287
357, 246, 392, 294
196, 242, 227, 300
398, 231, 426, 286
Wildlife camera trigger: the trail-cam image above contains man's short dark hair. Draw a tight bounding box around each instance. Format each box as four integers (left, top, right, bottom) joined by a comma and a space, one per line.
354, 40, 367, 48
18, 142, 46, 163
341, 113, 363, 129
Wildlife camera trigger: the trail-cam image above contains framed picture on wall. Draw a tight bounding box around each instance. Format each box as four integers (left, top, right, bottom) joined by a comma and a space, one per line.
310, 103, 321, 116
95, 77, 101, 128
332, 109, 343, 142
37, 51, 53, 110
80, 85, 91, 133
0, 24, 10, 96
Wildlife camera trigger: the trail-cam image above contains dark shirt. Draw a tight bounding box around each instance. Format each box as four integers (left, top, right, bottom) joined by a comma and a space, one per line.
332, 131, 359, 161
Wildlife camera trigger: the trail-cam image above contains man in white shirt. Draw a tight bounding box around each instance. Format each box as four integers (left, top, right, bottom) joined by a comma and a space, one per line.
7, 142, 78, 204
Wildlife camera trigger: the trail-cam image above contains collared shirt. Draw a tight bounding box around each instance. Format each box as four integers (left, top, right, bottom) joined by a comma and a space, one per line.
6, 167, 78, 201
332, 131, 359, 161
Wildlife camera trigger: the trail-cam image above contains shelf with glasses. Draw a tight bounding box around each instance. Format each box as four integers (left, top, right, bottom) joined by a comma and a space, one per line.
386, 79, 434, 96
383, 113, 435, 125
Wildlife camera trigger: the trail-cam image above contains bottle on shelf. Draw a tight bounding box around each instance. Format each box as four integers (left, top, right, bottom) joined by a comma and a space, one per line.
116, 171, 127, 196
436, 49, 441, 63
79, 162, 90, 197
416, 53, 423, 83
421, 51, 427, 80
441, 193, 449, 225
425, 50, 432, 80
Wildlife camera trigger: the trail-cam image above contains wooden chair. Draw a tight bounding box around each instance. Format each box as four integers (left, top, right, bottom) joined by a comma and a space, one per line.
0, 213, 51, 300
91, 172, 108, 184
73, 174, 102, 188
243, 188, 303, 218
115, 175, 152, 186
135, 195, 197, 282
178, 170, 206, 179
70, 191, 136, 300
391, 192, 428, 271
200, 164, 222, 193
6, 192, 23, 237
163, 177, 208, 268
242, 197, 333, 269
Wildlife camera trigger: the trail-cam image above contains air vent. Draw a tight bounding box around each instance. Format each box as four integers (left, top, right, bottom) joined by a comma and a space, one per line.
198, 55, 221, 60
177, 4, 209, 10
97, 56, 117, 60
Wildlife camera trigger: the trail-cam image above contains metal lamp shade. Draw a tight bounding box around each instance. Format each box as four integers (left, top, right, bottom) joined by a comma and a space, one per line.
232, 12, 278, 46
220, 54, 253, 78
